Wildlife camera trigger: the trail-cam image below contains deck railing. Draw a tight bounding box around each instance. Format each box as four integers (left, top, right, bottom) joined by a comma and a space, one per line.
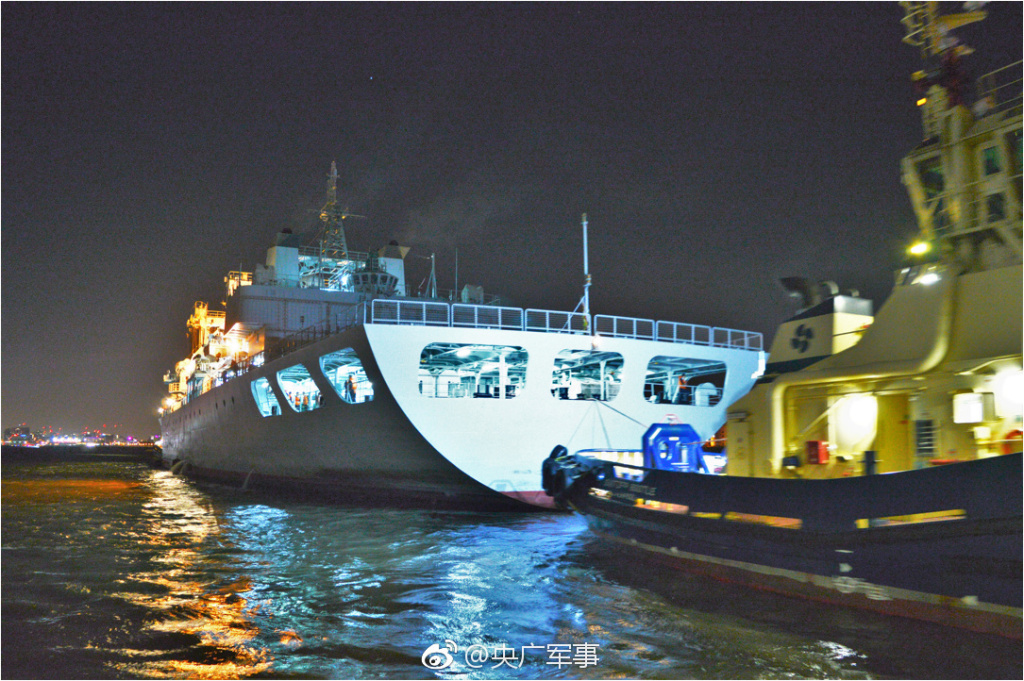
595, 314, 655, 340
371, 299, 451, 326
655, 320, 714, 347
368, 300, 762, 351
452, 303, 524, 330
525, 309, 589, 335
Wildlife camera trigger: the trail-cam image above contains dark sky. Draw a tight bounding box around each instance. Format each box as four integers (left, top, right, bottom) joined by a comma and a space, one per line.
3, 3, 1021, 438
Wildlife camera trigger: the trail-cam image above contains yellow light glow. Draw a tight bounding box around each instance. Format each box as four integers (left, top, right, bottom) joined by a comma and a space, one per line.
835, 393, 878, 453
916, 97, 928, 107
909, 241, 931, 255
993, 368, 1024, 414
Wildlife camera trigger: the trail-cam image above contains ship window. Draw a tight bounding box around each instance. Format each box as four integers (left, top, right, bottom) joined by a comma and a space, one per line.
987, 193, 1006, 222
981, 146, 1001, 175
419, 343, 527, 398
915, 156, 944, 198
644, 356, 726, 407
1010, 129, 1022, 175
915, 156, 952, 234
320, 348, 374, 404
277, 364, 322, 412
551, 350, 623, 401
251, 377, 281, 417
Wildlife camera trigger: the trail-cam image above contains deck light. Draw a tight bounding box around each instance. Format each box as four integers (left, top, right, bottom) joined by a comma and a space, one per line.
909, 240, 931, 255
836, 393, 878, 452
993, 369, 1024, 414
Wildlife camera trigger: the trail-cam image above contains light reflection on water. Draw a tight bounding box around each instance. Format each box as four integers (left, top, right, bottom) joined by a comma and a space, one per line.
2, 461, 1020, 680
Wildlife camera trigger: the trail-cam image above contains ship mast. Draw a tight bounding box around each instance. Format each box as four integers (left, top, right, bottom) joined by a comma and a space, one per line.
316, 161, 364, 289
569, 213, 593, 333
581, 213, 592, 330
898, 1, 1022, 269
899, 1, 987, 138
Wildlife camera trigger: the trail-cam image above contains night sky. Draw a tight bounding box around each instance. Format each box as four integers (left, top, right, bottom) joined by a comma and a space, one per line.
3, 3, 1021, 439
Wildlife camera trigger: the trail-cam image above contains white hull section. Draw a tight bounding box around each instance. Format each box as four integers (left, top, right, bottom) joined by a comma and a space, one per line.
367, 324, 763, 505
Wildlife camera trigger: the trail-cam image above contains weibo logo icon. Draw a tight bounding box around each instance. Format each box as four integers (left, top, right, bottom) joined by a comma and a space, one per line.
790, 324, 814, 353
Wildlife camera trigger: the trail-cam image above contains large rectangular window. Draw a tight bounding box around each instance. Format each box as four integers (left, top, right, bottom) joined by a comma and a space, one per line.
644, 356, 726, 406
419, 343, 527, 398
550, 350, 623, 401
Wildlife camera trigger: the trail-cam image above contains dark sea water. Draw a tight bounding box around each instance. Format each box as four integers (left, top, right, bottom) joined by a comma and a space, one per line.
2, 461, 1020, 680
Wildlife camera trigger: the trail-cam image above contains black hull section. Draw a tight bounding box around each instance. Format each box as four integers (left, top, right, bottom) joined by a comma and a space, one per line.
160, 325, 533, 511
554, 453, 1023, 638
180, 462, 530, 511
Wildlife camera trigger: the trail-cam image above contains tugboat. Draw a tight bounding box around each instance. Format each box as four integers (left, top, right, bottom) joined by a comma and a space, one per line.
544, 2, 1022, 636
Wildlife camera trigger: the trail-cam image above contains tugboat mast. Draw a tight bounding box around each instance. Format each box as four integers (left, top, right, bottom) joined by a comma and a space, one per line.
898, 1, 1022, 269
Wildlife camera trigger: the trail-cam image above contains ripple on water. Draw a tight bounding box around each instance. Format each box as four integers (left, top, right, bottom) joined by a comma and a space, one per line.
2, 462, 1021, 679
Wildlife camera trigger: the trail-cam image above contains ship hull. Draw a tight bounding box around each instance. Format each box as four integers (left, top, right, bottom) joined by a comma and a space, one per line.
160, 322, 764, 509
552, 454, 1023, 637
160, 325, 524, 509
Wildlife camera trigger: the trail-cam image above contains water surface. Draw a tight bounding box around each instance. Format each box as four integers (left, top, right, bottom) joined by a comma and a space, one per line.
2, 461, 1019, 679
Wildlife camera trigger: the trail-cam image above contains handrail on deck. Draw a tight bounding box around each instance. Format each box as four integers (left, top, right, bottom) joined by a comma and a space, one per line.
368, 300, 762, 351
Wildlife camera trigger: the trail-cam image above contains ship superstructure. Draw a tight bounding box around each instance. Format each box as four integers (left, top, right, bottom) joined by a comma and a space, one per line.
160, 164, 766, 508
723, 1, 1022, 478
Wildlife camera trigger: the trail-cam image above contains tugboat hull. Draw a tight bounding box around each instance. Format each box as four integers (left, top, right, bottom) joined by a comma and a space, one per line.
552, 453, 1023, 638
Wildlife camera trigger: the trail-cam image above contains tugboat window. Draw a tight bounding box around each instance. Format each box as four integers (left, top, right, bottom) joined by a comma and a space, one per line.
419, 342, 527, 398
982, 146, 1001, 175
550, 350, 623, 401
915, 156, 952, 234
320, 348, 374, 404
644, 356, 727, 406
251, 377, 281, 417
987, 192, 1006, 222
276, 364, 322, 412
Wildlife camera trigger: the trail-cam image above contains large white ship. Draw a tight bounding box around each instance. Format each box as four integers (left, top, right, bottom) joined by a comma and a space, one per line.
159, 163, 765, 508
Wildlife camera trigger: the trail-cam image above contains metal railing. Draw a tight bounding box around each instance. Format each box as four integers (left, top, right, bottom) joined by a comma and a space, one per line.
525, 309, 589, 335
655, 320, 714, 347
368, 300, 762, 350
371, 299, 451, 326
595, 314, 655, 340
452, 303, 524, 330
712, 327, 765, 350
976, 60, 1022, 117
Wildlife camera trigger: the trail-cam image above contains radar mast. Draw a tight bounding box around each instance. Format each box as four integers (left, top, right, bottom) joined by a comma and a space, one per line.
898, 1, 1022, 269
315, 161, 365, 289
